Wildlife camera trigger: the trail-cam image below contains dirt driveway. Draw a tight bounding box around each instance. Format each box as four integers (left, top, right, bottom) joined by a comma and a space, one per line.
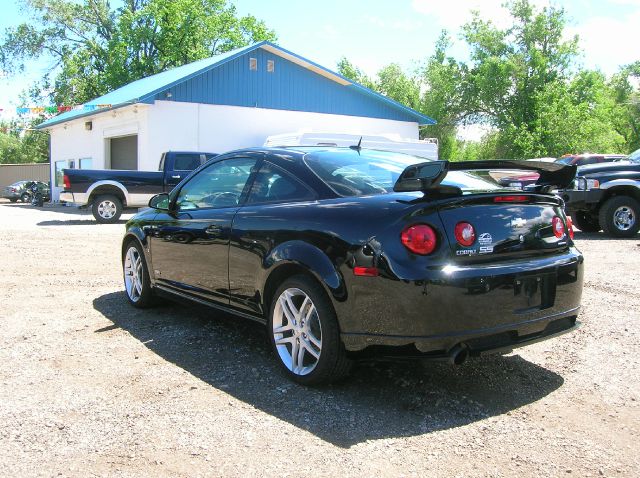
0, 201, 638, 477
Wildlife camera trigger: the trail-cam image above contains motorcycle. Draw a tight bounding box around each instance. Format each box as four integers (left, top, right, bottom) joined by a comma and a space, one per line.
28, 181, 45, 207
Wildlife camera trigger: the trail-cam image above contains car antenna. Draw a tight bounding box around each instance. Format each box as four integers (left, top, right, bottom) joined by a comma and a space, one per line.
349, 137, 363, 155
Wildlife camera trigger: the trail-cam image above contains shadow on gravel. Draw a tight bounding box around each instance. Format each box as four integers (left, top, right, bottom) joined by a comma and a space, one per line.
37, 219, 128, 226
93, 291, 564, 448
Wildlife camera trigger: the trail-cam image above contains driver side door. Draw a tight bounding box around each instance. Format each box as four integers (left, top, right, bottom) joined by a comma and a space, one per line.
149, 155, 259, 304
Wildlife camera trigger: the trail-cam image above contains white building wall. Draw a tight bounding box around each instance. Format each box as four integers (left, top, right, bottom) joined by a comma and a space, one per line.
145, 101, 419, 161
48, 106, 149, 200
48, 100, 420, 200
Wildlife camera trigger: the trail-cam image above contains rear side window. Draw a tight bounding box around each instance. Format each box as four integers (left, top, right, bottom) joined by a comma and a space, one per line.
247, 162, 315, 204
174, 154, 205, 171
304, 150, 498, 196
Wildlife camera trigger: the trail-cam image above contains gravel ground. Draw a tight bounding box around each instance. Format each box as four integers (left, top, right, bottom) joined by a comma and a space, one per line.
0, 200, 638, 477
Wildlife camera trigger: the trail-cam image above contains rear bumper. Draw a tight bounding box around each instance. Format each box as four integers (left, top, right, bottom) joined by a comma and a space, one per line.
59, 191, 87, 205
340, 248, 584, 354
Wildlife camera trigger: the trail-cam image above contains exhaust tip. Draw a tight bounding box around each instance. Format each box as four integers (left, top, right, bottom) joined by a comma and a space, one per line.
448, 344, 469, 365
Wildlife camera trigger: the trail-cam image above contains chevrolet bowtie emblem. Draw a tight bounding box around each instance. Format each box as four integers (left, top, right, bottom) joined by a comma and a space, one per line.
511, 217, 527, 228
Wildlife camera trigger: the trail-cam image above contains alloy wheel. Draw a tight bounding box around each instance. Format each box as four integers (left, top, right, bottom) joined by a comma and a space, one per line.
124, 246, 143, 302
272, 288, 322, 376
613, 205, 635, 231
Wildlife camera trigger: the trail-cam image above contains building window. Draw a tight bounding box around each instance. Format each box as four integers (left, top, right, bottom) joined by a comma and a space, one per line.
267, 60, 275, 73
249, 57, 257, 71
79, 158, 93, 169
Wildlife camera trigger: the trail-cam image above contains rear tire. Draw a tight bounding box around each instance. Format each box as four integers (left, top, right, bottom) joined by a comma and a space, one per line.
598, 195, 640, 238
20, 192, 30, 203
9, 198, 17, 203
572, 211, 601, 233
122, 240, 156, 308
268, 275, 351, 385
92, 194, 123, 223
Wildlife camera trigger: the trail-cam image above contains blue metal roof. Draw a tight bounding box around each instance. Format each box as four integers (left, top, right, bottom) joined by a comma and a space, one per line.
38, 42, 436, 128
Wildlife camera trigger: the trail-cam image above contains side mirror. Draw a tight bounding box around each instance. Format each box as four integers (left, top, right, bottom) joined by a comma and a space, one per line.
149, 193, 170, 210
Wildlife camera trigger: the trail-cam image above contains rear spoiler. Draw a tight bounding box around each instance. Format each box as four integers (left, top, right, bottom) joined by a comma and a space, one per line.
393, 160, 577, 194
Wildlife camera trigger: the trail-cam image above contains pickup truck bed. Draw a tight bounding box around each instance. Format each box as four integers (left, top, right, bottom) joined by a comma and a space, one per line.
61, 151, 216, 222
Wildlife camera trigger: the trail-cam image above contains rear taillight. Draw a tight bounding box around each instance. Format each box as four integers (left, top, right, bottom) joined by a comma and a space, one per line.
494, 195, 529, 203
454, 222, 476, 247
552, 216, 565, 238
10, 187, 16, 192
566, 216, 575, 239
63, 174, 71, 189
401, 224, 437, 255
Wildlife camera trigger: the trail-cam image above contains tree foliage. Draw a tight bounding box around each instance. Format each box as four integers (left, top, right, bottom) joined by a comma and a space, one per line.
0, 0, 275, 164
339, 0, 640, 159
0, 119, 49, 164
1, 0, 277, 106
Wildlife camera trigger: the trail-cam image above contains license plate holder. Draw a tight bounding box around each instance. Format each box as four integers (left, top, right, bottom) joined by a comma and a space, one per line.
514, 274, 544, 313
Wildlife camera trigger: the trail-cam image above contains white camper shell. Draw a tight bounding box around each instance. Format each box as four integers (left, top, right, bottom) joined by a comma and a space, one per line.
264, 132, 438, 160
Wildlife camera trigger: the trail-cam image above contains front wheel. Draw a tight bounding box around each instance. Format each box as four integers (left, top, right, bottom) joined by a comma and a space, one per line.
92, 194, 123, 223
122, 241, 156, 308
598, 195, 640, 238
268, 275, 351, 385
572, 211, 601, 233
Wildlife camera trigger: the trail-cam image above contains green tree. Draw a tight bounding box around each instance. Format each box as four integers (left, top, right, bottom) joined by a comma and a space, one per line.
419, 32, 467, 159
1, 0, 276, 106
336, 56, 375, 90
0, 118, 49, 164
461, 0, 579, 158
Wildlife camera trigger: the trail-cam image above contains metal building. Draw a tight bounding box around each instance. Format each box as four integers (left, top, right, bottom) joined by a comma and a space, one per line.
37, 41, 435, 200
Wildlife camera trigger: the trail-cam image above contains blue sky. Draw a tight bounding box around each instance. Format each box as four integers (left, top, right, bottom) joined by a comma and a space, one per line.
1, 0, 639, 121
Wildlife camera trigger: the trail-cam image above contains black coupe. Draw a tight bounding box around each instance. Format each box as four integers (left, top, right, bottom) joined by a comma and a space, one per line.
122, 147, 583, 384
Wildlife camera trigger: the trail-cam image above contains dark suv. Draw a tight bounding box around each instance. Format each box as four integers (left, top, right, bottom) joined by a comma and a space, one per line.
559, 149, 640, 237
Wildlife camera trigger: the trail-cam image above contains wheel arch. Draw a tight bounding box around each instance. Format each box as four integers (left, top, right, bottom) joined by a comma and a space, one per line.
600, 183, 640, 204
87, 181, 129, 206
260, 242, 348, 320
121, 231, 152, 273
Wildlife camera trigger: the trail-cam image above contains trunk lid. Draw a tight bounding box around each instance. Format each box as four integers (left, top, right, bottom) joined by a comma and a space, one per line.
437, 193, 570, 261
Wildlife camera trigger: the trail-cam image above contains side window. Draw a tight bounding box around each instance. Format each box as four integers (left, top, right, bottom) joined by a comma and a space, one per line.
173, 153, 203, 171
247, 162, 315, 204
175, 157, 257, 211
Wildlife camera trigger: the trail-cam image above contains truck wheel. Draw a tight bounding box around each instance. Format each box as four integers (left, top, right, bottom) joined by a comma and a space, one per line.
92, 195, 123, 223
572, 211, 601, 233
598, 195, 640, 238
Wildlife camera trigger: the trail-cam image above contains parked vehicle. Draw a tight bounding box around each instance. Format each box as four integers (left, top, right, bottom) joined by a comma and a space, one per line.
2, 180, 42, 203
26, 181, 51, 206
556, 153, 626, 167
61, 151, 217, 223
121, 147, 582, 385
559, 149, 640, 237
265, 131, 439, 159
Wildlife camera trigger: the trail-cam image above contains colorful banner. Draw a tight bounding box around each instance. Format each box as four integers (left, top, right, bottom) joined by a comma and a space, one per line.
12, 104, 112, 115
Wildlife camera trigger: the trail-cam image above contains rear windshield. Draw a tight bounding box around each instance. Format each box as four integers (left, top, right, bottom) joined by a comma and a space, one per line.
303, 150, 499, 196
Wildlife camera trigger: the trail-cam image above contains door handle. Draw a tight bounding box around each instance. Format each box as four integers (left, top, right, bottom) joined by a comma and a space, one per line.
171, 175, 181, 179
205, 225, 223, 236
